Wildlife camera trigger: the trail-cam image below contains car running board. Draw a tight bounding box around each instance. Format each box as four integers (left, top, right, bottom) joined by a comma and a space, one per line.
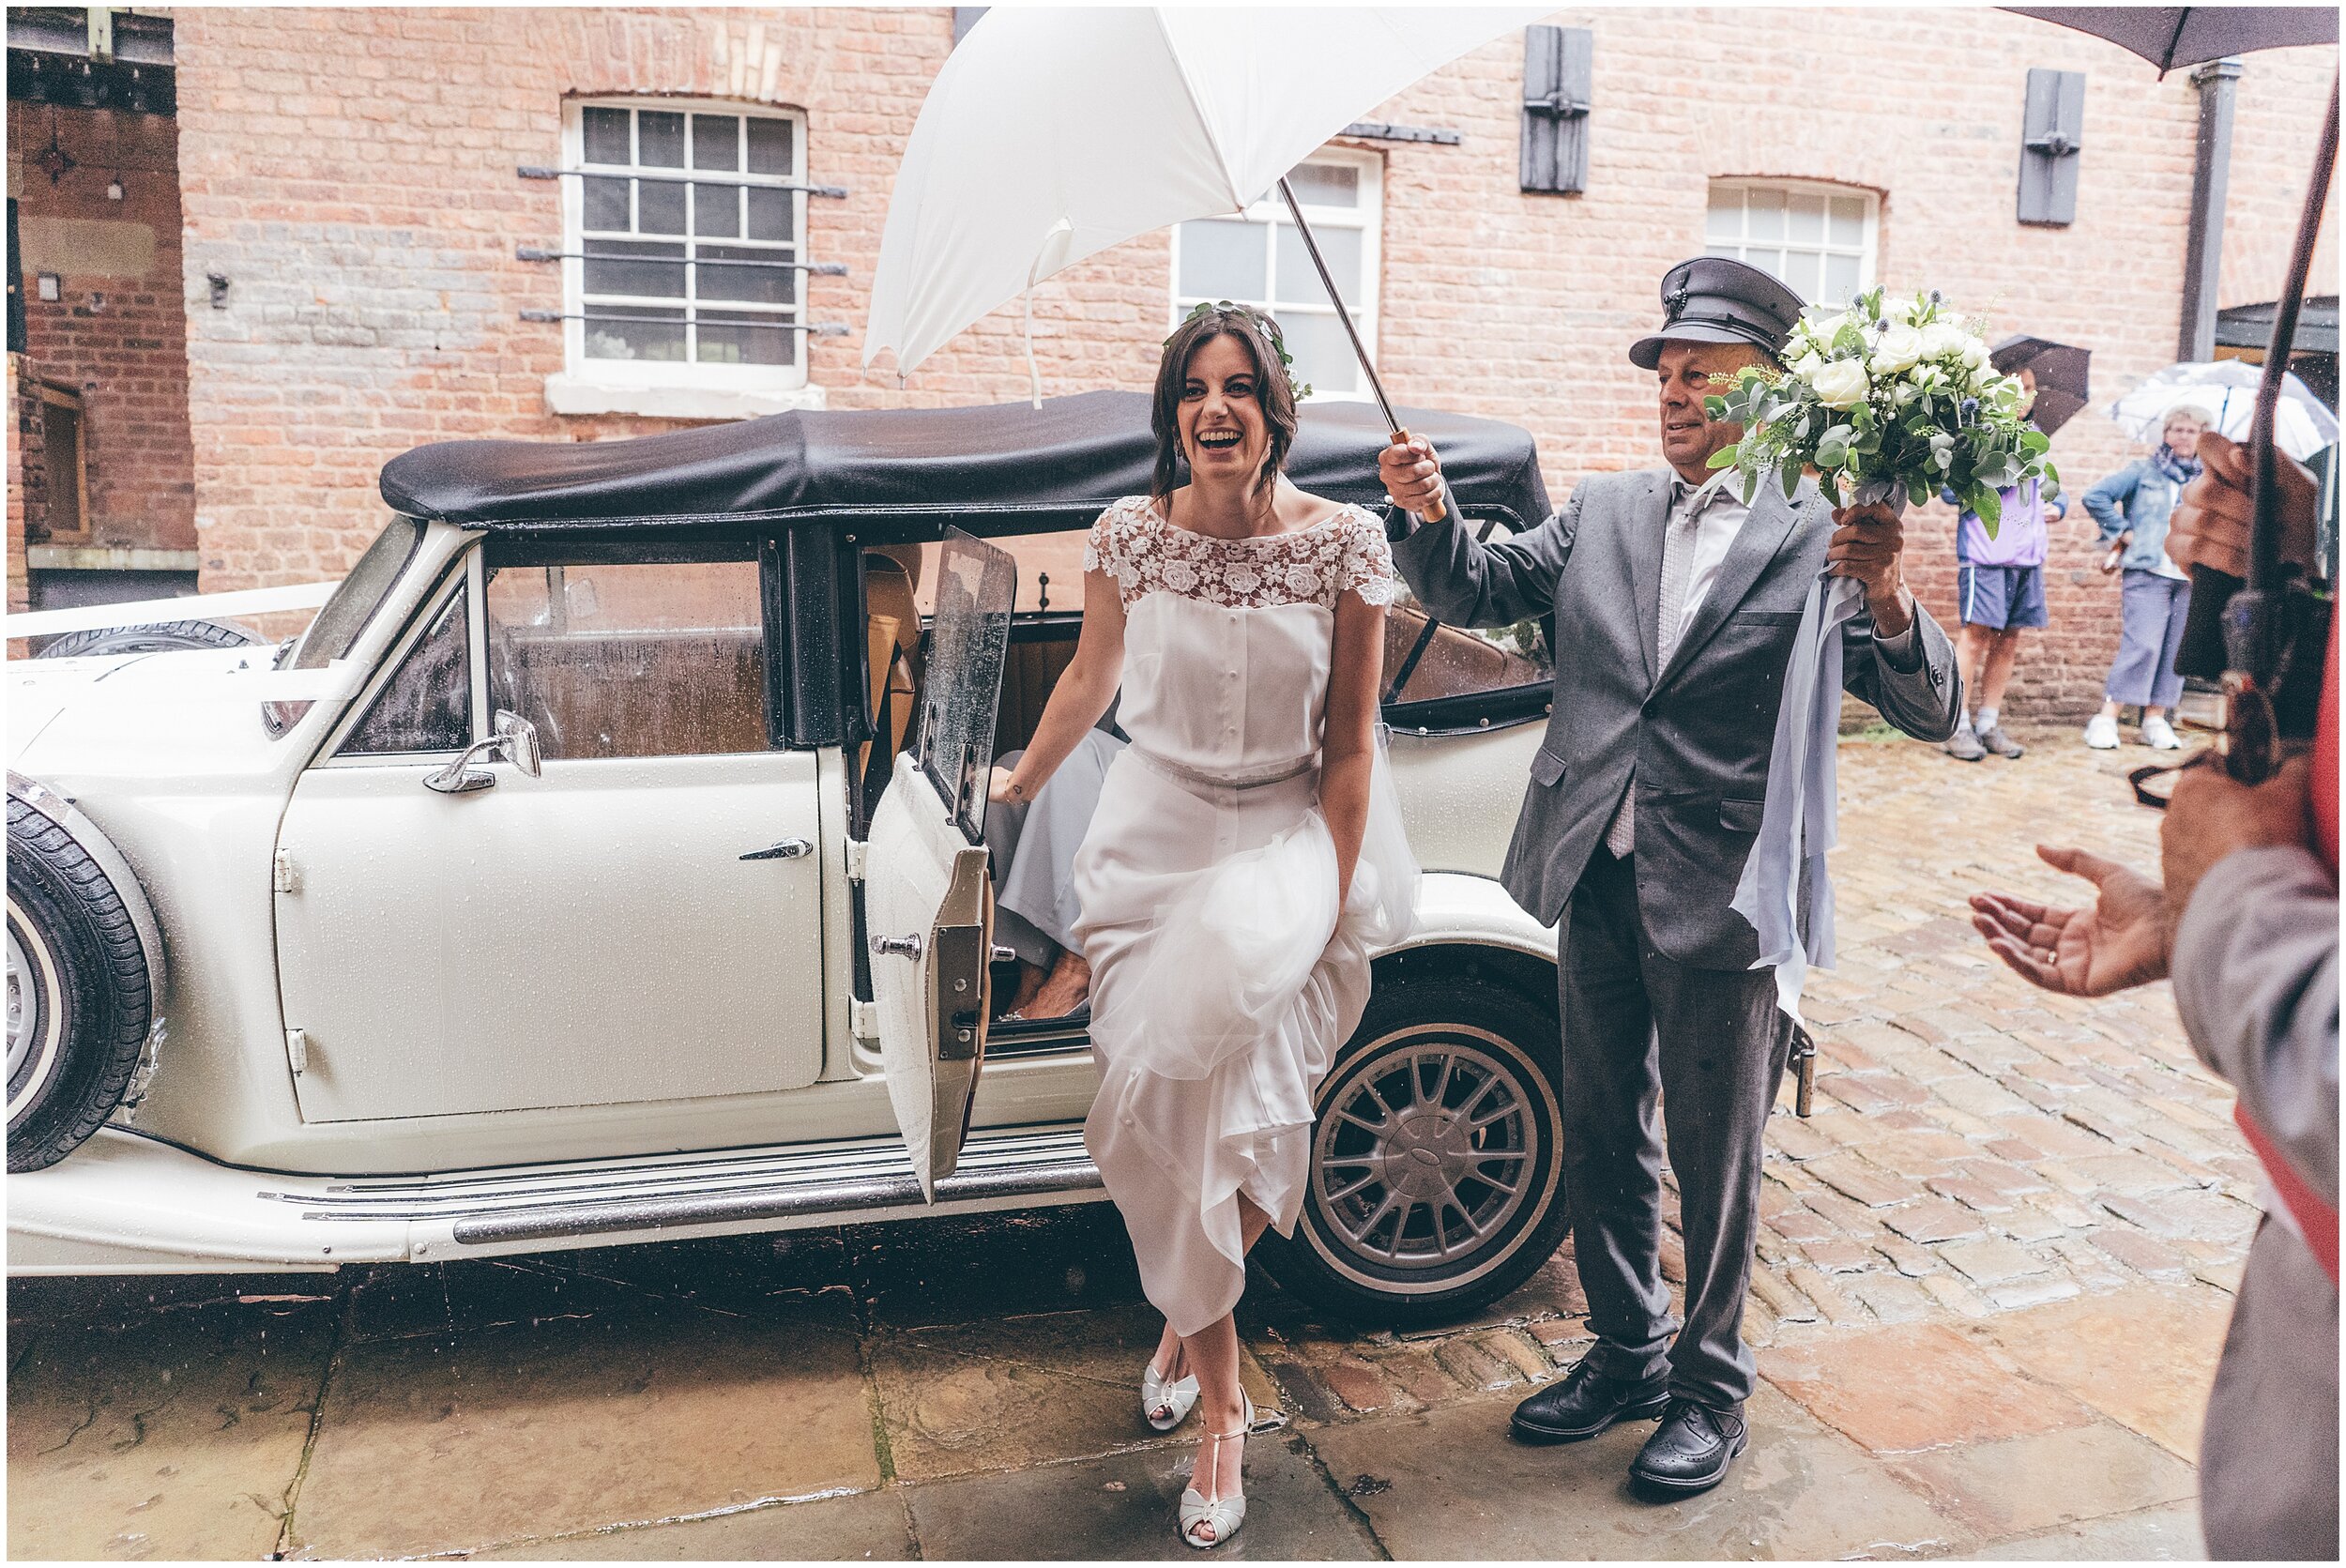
7, 1124, 1101, 1274
268, 1124, 1103, 1248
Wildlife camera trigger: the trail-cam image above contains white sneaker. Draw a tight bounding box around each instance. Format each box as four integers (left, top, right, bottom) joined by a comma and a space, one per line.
2082, 714, 2120, 750
2141, 715, 2181, 750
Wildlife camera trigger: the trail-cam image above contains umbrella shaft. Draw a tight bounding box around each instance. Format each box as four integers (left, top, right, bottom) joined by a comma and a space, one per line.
1278, 178, 1400, 435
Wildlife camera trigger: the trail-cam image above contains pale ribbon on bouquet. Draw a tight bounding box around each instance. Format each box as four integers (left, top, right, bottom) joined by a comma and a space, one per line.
1729, 473, 1887, 1025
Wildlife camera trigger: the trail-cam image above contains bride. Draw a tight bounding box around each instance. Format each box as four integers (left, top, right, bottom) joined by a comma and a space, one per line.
991, 302, 1416, 1548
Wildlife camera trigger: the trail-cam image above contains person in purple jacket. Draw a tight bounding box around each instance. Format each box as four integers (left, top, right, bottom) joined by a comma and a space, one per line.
1944, 370, 2066, 761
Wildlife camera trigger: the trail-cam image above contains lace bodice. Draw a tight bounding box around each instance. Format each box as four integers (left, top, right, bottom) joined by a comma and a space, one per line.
1083, 495, 1396, 611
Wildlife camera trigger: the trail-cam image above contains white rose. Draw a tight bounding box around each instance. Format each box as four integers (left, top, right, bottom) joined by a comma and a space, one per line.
1791, 351, 1826, 384
1810, 358, 1870, 409
1869, 325, 1925, 374
1959, 337, 1989, 369
1918, 322, 1967, 361
1805, 311, 1851, 343
1894, 381, 1920, 406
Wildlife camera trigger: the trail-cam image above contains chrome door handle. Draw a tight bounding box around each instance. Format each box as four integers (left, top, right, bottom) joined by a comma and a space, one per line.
871, 934, 924, 960
739, 837, 814, 861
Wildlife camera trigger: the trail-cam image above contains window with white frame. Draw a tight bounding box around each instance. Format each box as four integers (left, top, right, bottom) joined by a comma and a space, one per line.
1704, 180, 1877, 309
564, 99, 808, 387
1170, 153, 1381, 402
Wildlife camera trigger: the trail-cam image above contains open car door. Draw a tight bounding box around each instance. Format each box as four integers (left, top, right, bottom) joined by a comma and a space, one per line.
865, 528, 1016, 1198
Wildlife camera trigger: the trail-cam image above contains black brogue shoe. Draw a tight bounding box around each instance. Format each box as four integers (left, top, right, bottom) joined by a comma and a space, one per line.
1509, 1360, 1671, 1444
1629, 1398, 1749, 1498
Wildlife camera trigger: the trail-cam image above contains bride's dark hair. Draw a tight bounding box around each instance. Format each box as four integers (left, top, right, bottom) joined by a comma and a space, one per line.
1150, 304, 1301, 511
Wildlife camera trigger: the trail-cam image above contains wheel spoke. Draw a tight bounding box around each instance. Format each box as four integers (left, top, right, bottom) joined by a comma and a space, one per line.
1335, 1107, 1388, 1136
1379, 1197, 1419, 1260
1324, 1169, 1380, 1204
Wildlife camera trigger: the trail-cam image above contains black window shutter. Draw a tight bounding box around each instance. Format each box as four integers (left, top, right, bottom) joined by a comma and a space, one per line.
2018, 68, 2085, 226
1520, 25, 1592, 196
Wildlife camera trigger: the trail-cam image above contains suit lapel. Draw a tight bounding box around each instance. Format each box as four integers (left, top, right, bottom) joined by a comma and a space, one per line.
1654, 478, 1806, 692
1626, 471, 1668, 685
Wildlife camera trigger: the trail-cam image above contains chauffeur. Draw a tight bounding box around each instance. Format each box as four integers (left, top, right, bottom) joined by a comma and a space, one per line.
1379, 257, 1961, 1498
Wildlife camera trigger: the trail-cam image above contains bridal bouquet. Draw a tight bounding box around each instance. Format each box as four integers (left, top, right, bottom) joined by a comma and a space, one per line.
1704, 287, 2057, 532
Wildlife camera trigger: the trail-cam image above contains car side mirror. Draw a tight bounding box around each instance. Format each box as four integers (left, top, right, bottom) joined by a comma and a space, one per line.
495, 708, 541, 779
423, 709, 543, 795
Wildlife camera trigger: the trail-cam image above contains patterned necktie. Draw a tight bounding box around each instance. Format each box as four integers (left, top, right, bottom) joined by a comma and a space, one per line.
1604, 484, 1707, 860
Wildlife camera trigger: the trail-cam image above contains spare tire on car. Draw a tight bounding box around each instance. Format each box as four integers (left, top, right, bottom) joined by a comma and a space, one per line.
35, 618, 260, 659
8, 797, 154, 1172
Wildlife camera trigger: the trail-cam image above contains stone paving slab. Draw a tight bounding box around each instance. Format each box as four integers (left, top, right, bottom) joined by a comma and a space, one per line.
1306, 1383, 1967, 1560
465, 1491, 919, 1561
1956, 1500, 2206, 1560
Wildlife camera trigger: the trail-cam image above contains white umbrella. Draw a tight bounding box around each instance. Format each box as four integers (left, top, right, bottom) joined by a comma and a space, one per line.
864, 5, 1543, 478
2109, 358, 2338, 461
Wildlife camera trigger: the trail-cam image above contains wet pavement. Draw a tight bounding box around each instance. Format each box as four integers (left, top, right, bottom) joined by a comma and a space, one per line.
10, 729, 2247, 1560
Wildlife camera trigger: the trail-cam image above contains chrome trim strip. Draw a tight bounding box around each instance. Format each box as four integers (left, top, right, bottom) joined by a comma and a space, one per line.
446, 1155, 1101, 1245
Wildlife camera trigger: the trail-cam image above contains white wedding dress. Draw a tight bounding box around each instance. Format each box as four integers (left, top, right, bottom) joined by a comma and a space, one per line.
1072, 495, 1419, 1336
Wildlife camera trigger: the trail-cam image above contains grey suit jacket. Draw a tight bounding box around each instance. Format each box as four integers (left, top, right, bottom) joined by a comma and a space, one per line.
1394, 468, 1960, 969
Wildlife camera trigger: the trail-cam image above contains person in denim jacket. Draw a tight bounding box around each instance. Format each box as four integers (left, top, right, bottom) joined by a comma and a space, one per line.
2079, 406, 2209, 750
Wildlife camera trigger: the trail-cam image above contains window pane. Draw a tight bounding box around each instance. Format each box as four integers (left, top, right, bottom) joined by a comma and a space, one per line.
584, 238, 686, 299
697, 246, 796, 306
585, 306, 687, 362
344, 586, 469, 755
637, 111, 685, 167
1285, 161, 1359, 208
1744, 248, 1785, 282
1383, 601, 1551, 705
746, 116, 794, 176
1824, 252, 1862, 305
746, 187, 794, 243
1788, 193, 1825, 245
583, 175, 632, 233
1705, 185, 1741, 243
1830, 196, 1866, 246
691, 114, 739, 171
637, 178, 686, 235
693, 182, 741, 238
1781, 249, 1822, 301
291, 517, 424, 672
1274, 221, 1359, 306
697, 315, 797, 366
1745, 188, 1786, 241
1177, 218, 1266, 299
486, 561, 768, 759
1277, 312, 1360, 398
583, 106, 632, 166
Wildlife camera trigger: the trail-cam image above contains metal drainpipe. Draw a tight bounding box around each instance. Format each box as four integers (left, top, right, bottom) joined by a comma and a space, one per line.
2180, 57, 2246, 364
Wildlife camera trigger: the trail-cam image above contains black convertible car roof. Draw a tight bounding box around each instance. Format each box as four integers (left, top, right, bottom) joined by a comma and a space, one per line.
378, 389, 1550, 535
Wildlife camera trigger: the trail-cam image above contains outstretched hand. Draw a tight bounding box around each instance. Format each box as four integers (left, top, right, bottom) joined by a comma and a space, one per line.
1969, 845, 2171, 997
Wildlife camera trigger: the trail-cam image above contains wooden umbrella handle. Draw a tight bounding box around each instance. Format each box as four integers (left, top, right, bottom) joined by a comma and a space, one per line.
1390, 428, 1447, 524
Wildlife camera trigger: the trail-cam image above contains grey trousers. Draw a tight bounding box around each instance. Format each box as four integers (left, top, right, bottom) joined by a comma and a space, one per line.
2200, 1217, 2340, 1560
2105, 569, 2191, 709
1561, 846, 1793, 1410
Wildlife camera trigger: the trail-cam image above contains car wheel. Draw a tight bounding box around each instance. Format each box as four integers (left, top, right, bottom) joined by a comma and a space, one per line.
1259, 976, 1570, 1329
36, 617, 260, 659
8, 798, 154, 1173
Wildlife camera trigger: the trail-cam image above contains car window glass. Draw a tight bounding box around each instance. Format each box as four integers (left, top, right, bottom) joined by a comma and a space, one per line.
484, 559, 766, 759
342, 585, 471, 754
291, 516, 425, 671
1384, 520, 1552, 706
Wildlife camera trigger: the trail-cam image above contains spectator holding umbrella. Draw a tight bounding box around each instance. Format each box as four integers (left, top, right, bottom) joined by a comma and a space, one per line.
1942, 340, 2085, 761
2079, 404, 2212, 751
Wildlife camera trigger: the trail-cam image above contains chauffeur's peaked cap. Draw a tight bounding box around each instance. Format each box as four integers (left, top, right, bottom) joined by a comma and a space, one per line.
1628, 256, 1806, 371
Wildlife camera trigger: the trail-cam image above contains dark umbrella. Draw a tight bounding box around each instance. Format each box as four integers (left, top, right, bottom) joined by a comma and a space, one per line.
2003, 7, 2337, 74
1990, 334, 2092, 437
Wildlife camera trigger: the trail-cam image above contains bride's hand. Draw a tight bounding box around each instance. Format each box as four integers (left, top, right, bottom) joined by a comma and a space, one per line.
988, 766, 1025, 805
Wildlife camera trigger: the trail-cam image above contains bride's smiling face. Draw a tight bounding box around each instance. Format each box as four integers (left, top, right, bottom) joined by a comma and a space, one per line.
1178, 333, 1270, 483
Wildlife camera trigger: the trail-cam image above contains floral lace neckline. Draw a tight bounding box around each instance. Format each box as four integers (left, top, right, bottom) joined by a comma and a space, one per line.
1084, 495, 1397, 611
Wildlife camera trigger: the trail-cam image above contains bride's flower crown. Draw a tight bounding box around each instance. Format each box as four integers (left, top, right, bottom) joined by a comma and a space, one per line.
1168, 300, 1314, 403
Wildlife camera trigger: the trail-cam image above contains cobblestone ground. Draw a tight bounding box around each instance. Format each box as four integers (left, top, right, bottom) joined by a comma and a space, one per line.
9, 729, 2250, 1560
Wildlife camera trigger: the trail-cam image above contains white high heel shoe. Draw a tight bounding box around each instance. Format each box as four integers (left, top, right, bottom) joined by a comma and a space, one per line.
1143, 1357, 1200, 1433
1179, 1393, 1253, 1550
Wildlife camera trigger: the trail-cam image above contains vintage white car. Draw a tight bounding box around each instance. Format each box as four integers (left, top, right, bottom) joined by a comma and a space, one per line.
8, 390, 1571, 1324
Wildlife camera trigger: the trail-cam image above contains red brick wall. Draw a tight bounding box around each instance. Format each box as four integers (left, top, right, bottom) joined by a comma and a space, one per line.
164, 7, 2337, 719
7, 101, 198, 555
7, 353, 30, 617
